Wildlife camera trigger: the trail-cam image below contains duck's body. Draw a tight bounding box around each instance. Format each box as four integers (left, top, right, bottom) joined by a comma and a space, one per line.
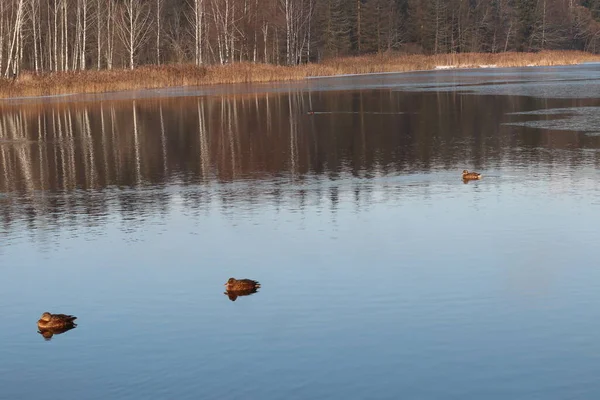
37, 312, 77, 330
462, 170, 482, 180
225, 278, 260, 291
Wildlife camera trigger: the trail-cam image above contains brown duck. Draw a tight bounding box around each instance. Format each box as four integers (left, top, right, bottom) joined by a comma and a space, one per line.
37, 312, 77, 330
462, 170, 482, 180
225, 278, 260, 291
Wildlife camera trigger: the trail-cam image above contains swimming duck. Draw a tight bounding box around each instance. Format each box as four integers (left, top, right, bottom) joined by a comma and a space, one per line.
224, 287, 259, 302
462, 170, 482, 180
37, 312, 77, 330
224, 278, 260, 291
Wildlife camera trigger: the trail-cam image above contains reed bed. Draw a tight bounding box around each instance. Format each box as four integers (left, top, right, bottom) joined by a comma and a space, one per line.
0, 51, 597, 99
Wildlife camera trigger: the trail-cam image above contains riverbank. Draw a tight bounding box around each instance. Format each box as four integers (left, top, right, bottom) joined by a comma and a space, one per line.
1, 51, 598, 99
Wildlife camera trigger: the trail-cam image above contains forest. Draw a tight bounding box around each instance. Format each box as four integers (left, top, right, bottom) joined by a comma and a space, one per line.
1, 0, 600, 76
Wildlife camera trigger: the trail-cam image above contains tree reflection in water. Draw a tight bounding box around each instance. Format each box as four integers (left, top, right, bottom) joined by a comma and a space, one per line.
0, 90, 597, 243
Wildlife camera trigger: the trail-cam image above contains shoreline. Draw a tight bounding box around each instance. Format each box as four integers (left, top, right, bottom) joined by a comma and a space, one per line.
1, 51, 599, 102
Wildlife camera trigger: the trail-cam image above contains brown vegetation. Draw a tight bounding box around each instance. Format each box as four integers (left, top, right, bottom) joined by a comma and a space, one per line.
0, 51, 598, 99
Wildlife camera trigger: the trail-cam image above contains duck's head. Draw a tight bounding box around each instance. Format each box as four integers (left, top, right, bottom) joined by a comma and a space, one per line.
40, 312, 52, 321
462, 170, 469, 175
224, 278, 236, 286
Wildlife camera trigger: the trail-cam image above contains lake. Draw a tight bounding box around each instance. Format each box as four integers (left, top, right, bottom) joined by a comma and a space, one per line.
2, 64, 600, 400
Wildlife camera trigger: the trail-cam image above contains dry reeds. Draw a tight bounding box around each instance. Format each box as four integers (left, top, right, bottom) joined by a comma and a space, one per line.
0, 51, 598, 99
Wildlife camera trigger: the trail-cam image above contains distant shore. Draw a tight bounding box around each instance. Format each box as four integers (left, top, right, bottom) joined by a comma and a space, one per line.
1, 51, 598, 100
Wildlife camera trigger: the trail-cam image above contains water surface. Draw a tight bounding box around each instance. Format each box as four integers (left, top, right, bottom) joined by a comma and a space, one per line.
2, 64, 600, 400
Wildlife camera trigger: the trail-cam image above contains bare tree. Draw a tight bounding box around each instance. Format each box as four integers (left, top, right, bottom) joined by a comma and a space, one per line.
0, 0, 5, 73
156, 0, 162, 64
0, 0, 596, 76
116, 0, 152, 69
210, 0, 238, 64
188, 0, 205, 65
81, 0, 88, 70
105, 0, 116, 69
96, 0, 102, 69
29, 0, 41, 72
5, 0, 25, 77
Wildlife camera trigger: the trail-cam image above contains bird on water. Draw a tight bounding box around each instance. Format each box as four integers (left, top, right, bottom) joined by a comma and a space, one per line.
462, 170, 482, 180
37, 312, 77, 330
224, 278, 261, 291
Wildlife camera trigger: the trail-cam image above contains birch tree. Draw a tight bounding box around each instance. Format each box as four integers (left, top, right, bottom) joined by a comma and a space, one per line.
116, 0, 152, 69
156, 0, 162, 64
29, 0, 41, 72
105, 0, 116, 69
0, 0, 599, 75
188, 0, 205, 65
5, 0, 25, 77
96, 0, 102, 69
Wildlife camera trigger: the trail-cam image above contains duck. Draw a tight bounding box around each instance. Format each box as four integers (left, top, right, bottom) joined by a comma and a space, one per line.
462, 170, 482, 180
37, 312, 77, 330
224, 278, 261, 291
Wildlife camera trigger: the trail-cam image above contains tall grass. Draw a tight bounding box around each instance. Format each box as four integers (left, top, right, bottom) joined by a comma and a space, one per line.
0, 51, 598, 99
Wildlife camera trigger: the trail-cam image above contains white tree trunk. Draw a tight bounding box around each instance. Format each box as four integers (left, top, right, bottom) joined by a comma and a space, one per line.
193, 0, 204, 65
0, 0, 4, 73
115, 0, 151, 69
17, 22, 24, 74
541, 0, 546, 50
64, 0, 69, 71
224, 0, 230, 62
96, 0, 101, 69
106, 0, 114, 69
60, 0, 67, 70
30, 0, 40, 72
211, 0, 225, 64
5, 0, 25, 77
73, 0, 81, 70
54, 0, 58, 71
252, 0, 258, 62
81, 0, 87, 70
283, 0, 291, 64
129, 0, 134, 69
156, 0, 161, 64
38, 3, 44, 69
262, 21, 268, 63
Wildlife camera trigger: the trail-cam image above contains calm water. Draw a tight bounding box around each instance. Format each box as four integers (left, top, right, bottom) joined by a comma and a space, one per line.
2, 65, 600, 399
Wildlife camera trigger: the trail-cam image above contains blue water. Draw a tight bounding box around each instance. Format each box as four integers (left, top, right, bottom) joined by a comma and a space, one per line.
1, 64, 600, 399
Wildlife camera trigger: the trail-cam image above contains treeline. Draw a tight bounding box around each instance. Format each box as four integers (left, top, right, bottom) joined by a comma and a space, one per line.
1, 0, 600, 76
